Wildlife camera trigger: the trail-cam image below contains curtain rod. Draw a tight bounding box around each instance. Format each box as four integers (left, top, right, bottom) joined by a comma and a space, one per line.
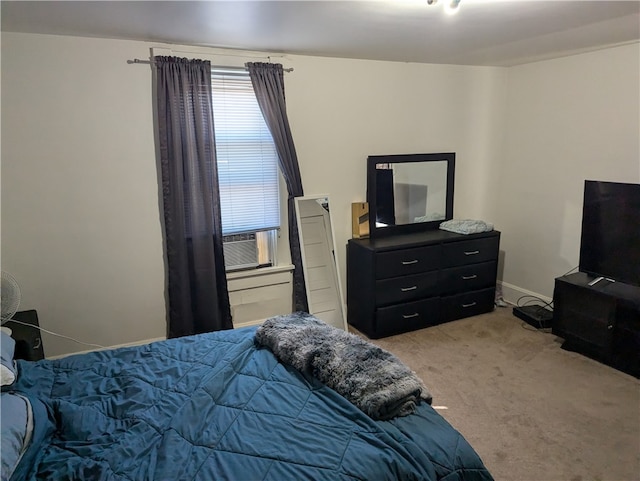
127, 58, 293, 72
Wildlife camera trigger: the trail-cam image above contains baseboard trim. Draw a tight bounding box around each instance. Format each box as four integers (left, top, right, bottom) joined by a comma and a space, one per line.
233, 319, 266, 329
47, 320, 269, 360
498, 280, 552, 307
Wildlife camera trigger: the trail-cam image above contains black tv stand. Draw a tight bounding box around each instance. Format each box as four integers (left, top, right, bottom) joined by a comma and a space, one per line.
552, 272, 639, 377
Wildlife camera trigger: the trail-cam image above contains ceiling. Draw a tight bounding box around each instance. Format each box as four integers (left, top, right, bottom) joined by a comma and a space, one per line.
2, 1, 639, 67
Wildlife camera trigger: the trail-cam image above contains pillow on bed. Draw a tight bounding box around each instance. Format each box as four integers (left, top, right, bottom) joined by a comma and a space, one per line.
1, 329, 17, 387
1, 392, 32, 481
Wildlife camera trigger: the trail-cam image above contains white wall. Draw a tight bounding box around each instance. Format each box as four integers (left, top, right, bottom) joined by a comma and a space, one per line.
496, 43, 640, 303
1, 32, 505, 356
283, 54, 507, 305
2, 34, 168, 356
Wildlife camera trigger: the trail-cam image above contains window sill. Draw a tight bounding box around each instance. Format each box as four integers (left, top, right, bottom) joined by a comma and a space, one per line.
226, 264, 294, 281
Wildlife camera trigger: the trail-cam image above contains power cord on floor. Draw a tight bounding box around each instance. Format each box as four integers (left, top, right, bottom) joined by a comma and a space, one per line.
510, 267, 579, 333
516, 294, 554, 311
520, 322, 552, 334
515, 295, 554, 332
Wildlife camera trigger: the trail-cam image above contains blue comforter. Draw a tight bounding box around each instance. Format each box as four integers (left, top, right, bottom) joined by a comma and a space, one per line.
12, 326, 492, 481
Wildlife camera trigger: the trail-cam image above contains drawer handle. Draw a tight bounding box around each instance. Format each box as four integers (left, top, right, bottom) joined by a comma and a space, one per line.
462, 302, 477, 308
464, 250, 480, 256
400, 286, 417, 292
462, 274, 477, 280
402, 313, 420, 319
401, 260, 419, 265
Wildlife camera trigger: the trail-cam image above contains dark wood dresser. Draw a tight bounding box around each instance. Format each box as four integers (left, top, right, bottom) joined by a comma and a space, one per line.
552, 273, 639, 377
347, 229, 500, 338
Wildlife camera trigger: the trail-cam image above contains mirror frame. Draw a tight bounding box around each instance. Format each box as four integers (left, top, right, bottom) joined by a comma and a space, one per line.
294, 195, 348, 330
366, 152, 455, 238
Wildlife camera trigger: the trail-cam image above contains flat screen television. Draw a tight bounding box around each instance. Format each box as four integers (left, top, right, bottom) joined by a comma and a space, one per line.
579, 180, 640, 287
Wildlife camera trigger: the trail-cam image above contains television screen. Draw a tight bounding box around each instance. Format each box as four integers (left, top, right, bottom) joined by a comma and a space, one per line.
579, 180, 640, 287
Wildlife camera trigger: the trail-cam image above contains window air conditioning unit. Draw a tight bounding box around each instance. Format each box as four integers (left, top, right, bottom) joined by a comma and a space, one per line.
223, 233, 259, 271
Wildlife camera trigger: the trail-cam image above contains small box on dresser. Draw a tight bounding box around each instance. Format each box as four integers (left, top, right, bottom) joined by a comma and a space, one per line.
347, 229, 500, 338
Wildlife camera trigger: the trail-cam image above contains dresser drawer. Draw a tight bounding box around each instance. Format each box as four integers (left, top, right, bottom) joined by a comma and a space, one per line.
442, 236, 499, 267
440, 261, 497, 296
347, 230, 501, 339
441, 287, 496, 322
376, 271, 439, 306
375, 245, 441, 279
375, 297, 441, 337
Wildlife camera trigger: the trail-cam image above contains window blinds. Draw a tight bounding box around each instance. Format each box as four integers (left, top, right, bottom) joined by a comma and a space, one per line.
211, 69, 280, 236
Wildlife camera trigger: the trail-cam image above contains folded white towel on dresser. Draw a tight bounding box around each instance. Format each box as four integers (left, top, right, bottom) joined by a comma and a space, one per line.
439, 219, 494, 235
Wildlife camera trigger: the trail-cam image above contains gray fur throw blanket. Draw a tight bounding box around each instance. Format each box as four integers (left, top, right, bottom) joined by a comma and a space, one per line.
255, 312, 432, 420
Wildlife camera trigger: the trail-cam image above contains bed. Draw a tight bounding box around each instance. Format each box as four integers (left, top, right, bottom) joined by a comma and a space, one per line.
2, 314, 493, 481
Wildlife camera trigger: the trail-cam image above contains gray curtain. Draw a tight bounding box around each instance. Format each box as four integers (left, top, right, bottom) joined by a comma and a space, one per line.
246, 62, 308, 312
155, 56, 232, 338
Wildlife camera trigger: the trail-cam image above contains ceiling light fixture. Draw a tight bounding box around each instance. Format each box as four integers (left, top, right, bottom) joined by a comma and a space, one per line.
444, 0, 461, 14
427, 0, 462, 13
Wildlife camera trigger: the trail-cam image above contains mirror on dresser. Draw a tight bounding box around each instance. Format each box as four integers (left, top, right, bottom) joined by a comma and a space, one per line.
366, 153, 455, 238
349, 152, 500, 339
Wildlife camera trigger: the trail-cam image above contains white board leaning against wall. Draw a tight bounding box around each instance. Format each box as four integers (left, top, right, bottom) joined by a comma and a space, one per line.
294, 195, 348, 330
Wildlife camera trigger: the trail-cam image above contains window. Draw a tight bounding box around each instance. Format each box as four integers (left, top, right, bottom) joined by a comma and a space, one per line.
211, 68, 280, 270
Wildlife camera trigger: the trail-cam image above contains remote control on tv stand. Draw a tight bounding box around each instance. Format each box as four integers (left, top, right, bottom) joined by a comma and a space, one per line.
587, 276, 616, 287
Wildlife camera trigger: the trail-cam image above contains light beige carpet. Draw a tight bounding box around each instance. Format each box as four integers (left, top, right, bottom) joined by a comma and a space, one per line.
353, 307, 640, 481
